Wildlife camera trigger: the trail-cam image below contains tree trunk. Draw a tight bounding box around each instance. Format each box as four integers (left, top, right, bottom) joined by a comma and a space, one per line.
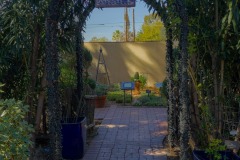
176, 0, 191, 159
189, 55, 201, 128
27, 24, 41, 123
45, 0, 64, 159
219, 60, 224, 134
35, 69, 47, 133
166, 24, 175, 149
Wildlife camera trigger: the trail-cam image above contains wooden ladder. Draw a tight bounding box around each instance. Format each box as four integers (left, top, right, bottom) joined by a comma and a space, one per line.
95, 48, 110, 85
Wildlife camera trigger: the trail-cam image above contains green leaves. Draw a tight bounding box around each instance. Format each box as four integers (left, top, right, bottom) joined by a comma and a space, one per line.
206, 139, 226, 160
136, 13, 166, 41
0, 83, 4, 93
0, 99, 34, 160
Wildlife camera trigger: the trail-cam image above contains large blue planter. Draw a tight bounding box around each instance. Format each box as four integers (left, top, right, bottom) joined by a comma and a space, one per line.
62, 117, 87, 159
193, 150, 240, 160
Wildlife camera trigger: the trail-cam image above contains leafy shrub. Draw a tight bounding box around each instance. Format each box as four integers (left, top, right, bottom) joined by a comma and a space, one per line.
133, 93, 166, 106
115, 95, 132, 103
108, 83, 121, 91
95, 83, 109, 96
206, 139, 226, 160
85, 78, 96, 90
130, 72, 147, 89
0, 99, 34, 159
107, 91, 122, 101
139, 75, 147, 89
107, 91, 132, 103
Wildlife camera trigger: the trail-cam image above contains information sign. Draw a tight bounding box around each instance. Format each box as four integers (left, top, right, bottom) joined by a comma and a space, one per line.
95, 0, 135, 8
120, 82, 134, 105
120, 82, 134, 90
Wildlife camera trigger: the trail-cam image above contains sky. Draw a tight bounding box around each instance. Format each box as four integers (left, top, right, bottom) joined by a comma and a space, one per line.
83, 0, 150, 42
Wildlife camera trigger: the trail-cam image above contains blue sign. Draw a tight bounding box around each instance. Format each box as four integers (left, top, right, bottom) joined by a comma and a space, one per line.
95, 0, 135, 8
155, 82, 163, 88
121, 82, 135, 90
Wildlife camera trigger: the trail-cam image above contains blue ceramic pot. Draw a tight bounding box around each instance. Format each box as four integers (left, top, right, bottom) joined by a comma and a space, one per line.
62, 117, 87, 159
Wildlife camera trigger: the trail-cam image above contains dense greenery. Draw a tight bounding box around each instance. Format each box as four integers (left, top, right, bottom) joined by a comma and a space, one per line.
133, 93, 167, 106
0, 0, 95, 158
1, 0, 240, 159
0, 99, 34, 160
107, 91, 132, 103
136, 13, 166, 41
144, 0, 240, 159
111, 13, 165, 42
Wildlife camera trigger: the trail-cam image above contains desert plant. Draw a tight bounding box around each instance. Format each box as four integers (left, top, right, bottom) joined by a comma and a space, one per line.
0, 99, 34, 160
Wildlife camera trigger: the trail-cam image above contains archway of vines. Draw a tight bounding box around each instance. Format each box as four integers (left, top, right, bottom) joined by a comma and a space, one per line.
0, 0, 239, 159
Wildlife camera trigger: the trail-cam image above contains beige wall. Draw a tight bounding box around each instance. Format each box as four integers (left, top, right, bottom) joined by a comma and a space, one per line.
84, 41, 166, 86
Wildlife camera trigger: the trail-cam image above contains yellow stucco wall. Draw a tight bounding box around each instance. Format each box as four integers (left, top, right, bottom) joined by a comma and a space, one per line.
84, 41, 166, 86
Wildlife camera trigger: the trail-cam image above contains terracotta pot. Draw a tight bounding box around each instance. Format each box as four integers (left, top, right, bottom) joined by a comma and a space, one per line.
133, 81, 141, 95
95, 95, 107, 108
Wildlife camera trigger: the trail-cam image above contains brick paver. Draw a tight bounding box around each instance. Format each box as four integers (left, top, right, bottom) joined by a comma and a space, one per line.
82, 105, 168, 160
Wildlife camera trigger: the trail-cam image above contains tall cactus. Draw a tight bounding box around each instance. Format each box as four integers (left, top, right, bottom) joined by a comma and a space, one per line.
175, 0, 190, 159
45, 0, 64, 159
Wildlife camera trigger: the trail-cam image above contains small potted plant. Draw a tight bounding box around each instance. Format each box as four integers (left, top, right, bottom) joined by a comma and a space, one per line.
193, 138, 240, 160
94, 83, 109, 108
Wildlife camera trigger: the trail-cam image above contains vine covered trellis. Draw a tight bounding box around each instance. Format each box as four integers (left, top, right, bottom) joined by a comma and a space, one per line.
144, 0, 240, 159
0, 0, 240, 159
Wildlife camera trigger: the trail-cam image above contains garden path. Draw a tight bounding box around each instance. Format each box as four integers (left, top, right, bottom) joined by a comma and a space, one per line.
82, 105, 168, 160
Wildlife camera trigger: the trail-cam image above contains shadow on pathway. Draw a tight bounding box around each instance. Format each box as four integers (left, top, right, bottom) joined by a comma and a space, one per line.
82, 105, 168, 160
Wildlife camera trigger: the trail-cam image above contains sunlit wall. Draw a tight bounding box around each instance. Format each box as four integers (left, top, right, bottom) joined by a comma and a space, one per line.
84, 41, 166, 86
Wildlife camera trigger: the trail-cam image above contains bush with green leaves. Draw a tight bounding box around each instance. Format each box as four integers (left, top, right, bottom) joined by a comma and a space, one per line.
206, 139, 226, 160
0, 99, 34, 160
95, 83, 109, 96
107, 91, 132, 103
133, 93, 166, 107
130, 72, 147, 89
108, 83, 121, 91
139, 75, 147, 89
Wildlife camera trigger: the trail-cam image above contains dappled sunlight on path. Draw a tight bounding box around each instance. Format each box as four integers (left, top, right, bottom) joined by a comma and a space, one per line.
82, 106, 168, 160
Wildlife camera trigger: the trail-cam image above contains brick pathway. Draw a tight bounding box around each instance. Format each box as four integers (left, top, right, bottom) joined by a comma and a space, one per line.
82, 105, 168, 160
